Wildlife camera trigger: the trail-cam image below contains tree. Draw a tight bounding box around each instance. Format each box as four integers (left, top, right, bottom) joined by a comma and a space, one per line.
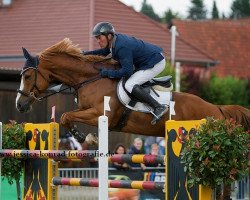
230, 0, 250, 19
212, 0, 219, 19
163, 9, 181, 24
188, 0, 207, 20
140, 0, 161, 22
222, 13, 227, 19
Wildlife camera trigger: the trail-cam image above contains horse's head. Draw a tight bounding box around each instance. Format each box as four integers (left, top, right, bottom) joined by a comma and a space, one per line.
16, 48, 49, 113
16, 38, 119, 113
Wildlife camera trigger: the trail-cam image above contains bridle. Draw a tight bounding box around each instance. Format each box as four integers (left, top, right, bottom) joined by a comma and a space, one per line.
17, 67, 49, 101
17, 60, 103, 102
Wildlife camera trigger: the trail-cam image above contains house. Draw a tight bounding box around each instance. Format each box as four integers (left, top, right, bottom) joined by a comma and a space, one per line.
0, 0, 216, 133
171, 19, 250, 80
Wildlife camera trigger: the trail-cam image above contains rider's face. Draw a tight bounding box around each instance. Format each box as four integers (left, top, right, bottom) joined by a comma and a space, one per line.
95, 35, 108, 48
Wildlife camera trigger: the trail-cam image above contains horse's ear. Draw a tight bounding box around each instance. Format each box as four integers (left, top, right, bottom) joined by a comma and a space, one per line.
22, 47, 32, 60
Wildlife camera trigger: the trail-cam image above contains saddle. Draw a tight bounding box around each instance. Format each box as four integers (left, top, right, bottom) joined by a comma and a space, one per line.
143, 75, 173, 93
117, 75, 173, 113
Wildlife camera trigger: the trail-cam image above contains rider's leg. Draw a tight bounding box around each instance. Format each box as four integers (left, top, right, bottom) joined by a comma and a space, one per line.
125, 58, 167, 120
131, 84, 167, 120
125, 59, 166, 93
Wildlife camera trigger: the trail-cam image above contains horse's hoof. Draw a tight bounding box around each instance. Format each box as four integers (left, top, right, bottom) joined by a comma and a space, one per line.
85, 133, 98, 146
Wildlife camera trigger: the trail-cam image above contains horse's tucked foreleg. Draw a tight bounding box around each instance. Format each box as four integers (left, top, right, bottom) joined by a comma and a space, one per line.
60, 111, 86, 143
60, 108, 99, 144
60, 112, 74, 130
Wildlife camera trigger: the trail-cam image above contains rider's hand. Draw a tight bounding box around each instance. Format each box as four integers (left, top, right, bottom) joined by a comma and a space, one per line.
100, 68, 109, 77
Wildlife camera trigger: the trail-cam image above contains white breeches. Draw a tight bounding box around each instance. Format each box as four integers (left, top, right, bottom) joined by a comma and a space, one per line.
125, 58, 166, 93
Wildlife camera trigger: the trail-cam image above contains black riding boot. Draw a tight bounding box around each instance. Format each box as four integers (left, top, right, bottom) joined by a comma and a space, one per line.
131, 85, 167, 123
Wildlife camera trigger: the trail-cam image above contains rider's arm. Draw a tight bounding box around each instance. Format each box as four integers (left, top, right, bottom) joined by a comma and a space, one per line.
103, 47, 133, 78
83, 48, 110, 56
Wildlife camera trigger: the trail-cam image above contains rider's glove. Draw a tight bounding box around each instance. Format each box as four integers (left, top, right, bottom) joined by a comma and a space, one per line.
100, 68, 109, 78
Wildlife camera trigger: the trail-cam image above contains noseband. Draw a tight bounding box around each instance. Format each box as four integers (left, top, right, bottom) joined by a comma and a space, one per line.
17, 67, 49, 101
17, 54, 110, 102
17, 65, 102, 102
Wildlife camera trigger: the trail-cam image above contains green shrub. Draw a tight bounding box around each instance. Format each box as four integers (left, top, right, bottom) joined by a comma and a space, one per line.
181, 117, 249, 188
200, 75, 250, 108
1, 121, 26, 184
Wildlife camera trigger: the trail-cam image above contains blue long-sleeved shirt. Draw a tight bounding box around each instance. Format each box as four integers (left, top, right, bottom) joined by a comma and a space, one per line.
84, 33, 164, 78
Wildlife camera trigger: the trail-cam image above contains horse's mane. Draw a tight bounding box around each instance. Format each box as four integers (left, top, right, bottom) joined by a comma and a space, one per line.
39, 38, 118, 65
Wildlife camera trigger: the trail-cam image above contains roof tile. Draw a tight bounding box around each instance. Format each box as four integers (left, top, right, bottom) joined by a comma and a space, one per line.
0, 0, 216, 71
172, 19, 250, 79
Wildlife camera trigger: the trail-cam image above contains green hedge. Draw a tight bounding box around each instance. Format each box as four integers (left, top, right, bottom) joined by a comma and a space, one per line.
1, 121, 26, 185
199, 75, 250, 108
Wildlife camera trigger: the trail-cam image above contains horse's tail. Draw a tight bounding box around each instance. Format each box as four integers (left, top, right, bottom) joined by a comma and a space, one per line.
217, 105, 250, 131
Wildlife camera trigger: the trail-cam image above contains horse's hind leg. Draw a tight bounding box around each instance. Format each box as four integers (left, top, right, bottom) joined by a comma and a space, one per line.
60, 109, 99, 144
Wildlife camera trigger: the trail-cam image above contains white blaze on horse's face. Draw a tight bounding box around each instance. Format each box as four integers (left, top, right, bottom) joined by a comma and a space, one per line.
15, 73, 34, 113
15, 77, 24, 108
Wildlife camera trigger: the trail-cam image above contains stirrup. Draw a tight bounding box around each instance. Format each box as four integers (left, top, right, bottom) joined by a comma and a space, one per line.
150, 107, 168, 125
148, 110, 159, 125
151, 116, 160, 125
151, 114, 163, 125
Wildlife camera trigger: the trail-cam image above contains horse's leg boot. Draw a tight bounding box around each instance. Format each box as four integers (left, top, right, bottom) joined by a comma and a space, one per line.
70, 127, 86, 143
131, 85, 167, 124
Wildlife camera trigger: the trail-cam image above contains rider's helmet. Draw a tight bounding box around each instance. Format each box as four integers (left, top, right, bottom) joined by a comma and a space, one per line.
92, 22, 115, 37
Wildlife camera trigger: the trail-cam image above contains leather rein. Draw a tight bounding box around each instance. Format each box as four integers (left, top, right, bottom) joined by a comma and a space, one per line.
16, 58, 106, 102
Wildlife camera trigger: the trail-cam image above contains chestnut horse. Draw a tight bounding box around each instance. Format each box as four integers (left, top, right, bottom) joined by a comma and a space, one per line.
16, 38, 250, 143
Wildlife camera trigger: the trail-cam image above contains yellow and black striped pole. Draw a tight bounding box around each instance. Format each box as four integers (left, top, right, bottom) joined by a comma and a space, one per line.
52, 177, 165, 190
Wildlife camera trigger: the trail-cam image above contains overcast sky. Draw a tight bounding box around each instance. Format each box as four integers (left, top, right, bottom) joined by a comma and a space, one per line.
119, 0, 234, 18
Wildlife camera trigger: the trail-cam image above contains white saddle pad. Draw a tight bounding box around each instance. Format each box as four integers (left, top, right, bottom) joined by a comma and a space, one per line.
117, 79, 173, 113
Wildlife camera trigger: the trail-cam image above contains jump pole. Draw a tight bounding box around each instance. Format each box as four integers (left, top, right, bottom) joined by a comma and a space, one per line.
52, 177, 165, 190
98, 115, 108, 200
0, 150, 165, 164
98, 96, 110, 200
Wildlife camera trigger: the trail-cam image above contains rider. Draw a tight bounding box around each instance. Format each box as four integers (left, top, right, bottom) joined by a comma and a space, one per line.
84, 22, 167, 122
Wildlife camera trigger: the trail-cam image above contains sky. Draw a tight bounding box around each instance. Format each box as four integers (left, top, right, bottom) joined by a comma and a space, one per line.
119, 0, 234, 18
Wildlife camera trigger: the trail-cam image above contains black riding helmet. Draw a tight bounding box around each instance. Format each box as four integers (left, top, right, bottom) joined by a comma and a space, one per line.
92, 22, 115, 37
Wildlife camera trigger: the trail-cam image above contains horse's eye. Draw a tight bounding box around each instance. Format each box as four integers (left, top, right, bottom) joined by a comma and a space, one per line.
24, 75, 31, 80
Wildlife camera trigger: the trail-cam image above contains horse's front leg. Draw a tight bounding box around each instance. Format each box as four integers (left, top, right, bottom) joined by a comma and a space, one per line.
60, 108, 99, 144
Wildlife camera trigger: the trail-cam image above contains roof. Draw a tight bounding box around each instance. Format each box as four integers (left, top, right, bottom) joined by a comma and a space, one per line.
172, 19, 250, 79
0, 0, 216, 72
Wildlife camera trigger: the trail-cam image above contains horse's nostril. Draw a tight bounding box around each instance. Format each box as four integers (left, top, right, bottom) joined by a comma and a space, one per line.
17, 103, 22, 109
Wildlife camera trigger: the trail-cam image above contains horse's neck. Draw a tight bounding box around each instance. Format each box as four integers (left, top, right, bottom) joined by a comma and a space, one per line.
46, 54, 117, 89
49, 57, 98, 86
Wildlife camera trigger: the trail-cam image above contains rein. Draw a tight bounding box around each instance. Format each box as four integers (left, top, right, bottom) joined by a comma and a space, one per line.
17, 67, 102, 102
92, 56, 112, 71
17, 69, 47, 100
18, 55, 113, 102
37, 75, 101, 101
